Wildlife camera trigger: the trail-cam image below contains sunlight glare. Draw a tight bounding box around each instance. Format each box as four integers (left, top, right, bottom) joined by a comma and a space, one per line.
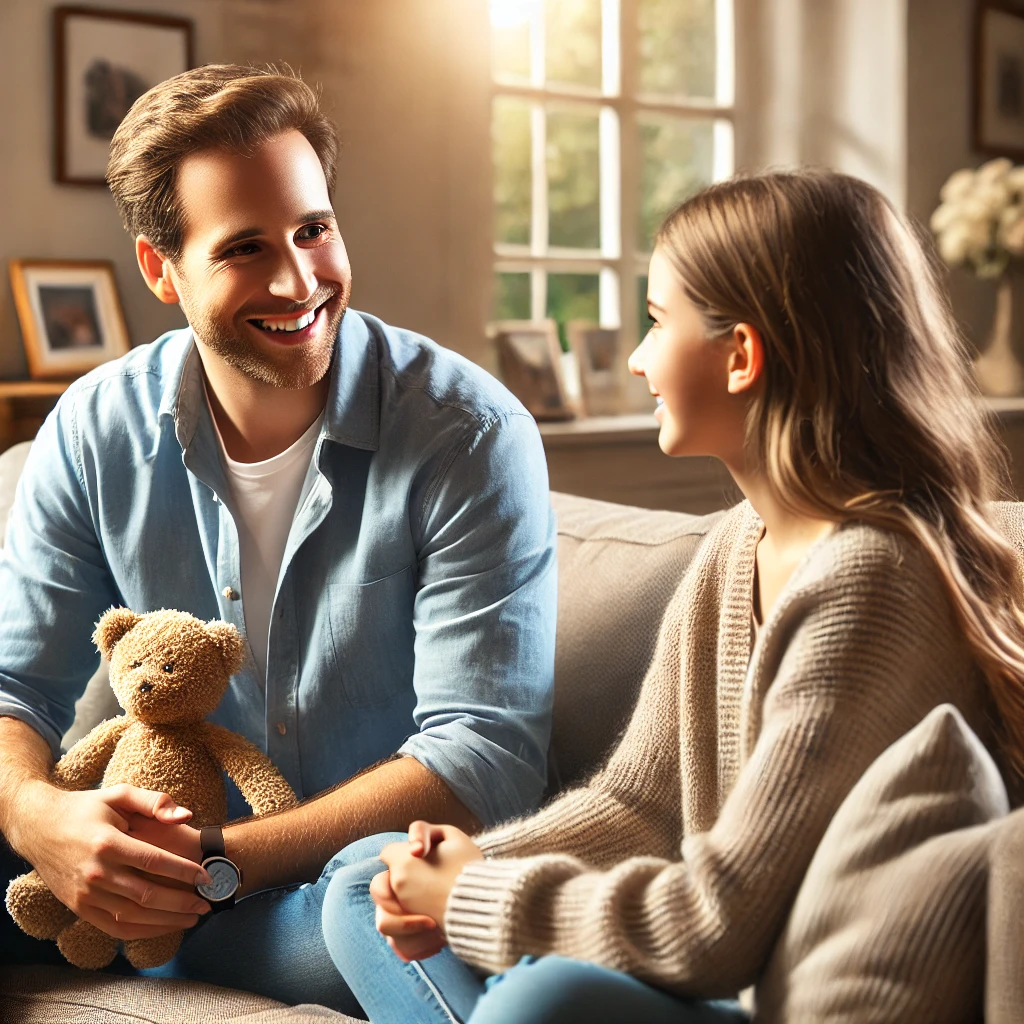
490, 0, 538, 29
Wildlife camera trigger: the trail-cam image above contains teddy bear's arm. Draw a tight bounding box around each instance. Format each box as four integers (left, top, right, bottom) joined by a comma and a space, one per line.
200, 723, 298, 816
52, 716, 130, 791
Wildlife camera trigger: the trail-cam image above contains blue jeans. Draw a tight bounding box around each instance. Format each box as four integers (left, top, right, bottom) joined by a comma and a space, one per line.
0, 839, 363, 1016
321, 833, 751, 1024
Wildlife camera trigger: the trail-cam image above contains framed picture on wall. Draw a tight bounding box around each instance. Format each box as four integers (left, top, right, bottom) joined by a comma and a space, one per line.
974, 2, 1024, 159
491, 320, 577, 421
8, 260, 131, 379
54, 6, 194, 185
567, 321, 622, 417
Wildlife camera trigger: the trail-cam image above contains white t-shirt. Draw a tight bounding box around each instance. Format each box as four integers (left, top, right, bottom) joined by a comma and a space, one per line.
208, 395, 323, 680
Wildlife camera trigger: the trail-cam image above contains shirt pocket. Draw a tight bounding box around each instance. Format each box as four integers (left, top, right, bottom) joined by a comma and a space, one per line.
328, 565, 416, 707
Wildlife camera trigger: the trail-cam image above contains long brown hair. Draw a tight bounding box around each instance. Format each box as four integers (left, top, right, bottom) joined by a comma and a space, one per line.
657, 169, 1024, 777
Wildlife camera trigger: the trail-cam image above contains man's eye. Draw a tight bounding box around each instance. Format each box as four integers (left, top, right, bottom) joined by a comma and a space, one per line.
223, 243, 258, 258
296, 224, 327, 241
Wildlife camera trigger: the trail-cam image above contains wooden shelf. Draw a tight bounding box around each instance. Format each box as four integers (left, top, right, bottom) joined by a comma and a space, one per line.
0, 381, 74, 399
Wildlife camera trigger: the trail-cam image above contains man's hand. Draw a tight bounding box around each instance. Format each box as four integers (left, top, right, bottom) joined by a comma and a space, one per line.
10, 780, 213, 941
372, 821, 483, 961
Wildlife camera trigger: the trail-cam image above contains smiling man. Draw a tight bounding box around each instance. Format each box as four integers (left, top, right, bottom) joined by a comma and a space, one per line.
0, 66, 556, 1013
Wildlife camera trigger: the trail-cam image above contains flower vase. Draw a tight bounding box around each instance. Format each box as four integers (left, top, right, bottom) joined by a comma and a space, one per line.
975, 276, 1024, 398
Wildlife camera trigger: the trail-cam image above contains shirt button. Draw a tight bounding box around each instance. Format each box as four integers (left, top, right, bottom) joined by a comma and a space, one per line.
276, 721, 287, 736
223, 586, 238, 600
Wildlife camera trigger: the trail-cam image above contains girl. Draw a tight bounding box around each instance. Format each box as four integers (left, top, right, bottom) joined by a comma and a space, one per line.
320, 170, 1024, 1023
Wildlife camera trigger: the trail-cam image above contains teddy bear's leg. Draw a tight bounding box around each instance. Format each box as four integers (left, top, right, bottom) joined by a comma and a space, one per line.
123, 930, 183, 969
57, 918, 120, 970
5, 869, 77, 940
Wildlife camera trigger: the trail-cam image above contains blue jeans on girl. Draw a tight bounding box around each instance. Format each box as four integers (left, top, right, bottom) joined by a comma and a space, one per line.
321, 832, 751, 1024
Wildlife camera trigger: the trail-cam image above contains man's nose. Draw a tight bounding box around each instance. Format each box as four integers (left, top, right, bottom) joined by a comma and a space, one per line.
267, 246, 317, 302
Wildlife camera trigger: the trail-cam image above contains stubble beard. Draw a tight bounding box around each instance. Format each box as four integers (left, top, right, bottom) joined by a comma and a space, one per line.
182, 280, 350, 390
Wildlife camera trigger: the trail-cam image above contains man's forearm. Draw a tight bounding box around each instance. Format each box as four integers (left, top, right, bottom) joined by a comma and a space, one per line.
0, 716, 56, 856
226, 756, 481, 896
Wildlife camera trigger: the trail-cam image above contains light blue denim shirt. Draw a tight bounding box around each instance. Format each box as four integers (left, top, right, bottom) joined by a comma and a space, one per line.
0, 310, 556, 827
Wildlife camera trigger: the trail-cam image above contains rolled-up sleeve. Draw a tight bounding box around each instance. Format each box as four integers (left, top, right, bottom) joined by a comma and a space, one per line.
0, 398, 119, 758
399, 410, 556, 827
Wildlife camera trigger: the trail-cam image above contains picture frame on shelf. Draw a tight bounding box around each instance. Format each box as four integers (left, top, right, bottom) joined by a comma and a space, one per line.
567, 321, 622, 417
8, 259, 131, 380
974, 1, 1024, 160
54, 6, 194, 185
491, 319, 577, 421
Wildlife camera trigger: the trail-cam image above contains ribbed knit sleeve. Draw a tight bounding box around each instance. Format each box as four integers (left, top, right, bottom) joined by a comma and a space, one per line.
444, 524, 986, 997
470, 507, 742, 869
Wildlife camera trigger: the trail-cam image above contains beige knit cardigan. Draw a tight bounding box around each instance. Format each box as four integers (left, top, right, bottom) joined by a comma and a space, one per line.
444, 501, 994, 998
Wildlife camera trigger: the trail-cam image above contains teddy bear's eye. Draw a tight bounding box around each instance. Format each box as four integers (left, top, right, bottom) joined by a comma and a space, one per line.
162, 662, 175, 673
130, 661, 142, 670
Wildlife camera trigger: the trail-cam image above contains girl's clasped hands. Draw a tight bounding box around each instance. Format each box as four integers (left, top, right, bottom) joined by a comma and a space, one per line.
371, 821, 484, 962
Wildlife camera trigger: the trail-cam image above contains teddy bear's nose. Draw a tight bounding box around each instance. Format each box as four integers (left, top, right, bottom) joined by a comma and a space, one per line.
138, 683, 153, 694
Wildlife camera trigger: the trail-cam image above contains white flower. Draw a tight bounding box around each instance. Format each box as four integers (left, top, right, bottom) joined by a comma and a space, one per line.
1004, 211, 1024, 255
977, 157, 1013, 184
975, 179, 1013, 216
938, 222, 976, 264
940, 168, 977, 203
930, 202, 963, 234
1007, 167, 1024, 193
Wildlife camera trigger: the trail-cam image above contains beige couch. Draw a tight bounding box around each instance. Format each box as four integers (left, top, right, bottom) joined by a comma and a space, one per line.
0, 439, 719, 1022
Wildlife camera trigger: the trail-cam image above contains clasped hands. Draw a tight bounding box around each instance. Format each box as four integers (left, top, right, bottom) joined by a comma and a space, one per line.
371, 821, 483, 962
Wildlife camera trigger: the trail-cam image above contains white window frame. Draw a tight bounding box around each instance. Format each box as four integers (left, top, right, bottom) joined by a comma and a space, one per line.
491, 0, 736, 351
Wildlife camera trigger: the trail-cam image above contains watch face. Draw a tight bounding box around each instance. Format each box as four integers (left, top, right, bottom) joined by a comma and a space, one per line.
197, 857, 240, 902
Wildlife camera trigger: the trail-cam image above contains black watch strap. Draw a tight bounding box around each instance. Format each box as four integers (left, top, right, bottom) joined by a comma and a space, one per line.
200, 825, 225, 860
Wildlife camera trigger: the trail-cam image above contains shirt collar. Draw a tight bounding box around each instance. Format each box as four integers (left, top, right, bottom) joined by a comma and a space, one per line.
161, 310, 381, 455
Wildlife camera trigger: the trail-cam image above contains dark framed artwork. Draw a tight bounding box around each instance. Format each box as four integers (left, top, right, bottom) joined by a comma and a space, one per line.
54, 6, 194, 185
974, 2, 1024, 160
8, 260, 131, 379
491, 319, 577, 421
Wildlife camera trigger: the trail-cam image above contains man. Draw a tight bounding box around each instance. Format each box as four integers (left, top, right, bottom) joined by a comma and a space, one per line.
0, 65, 555, 1013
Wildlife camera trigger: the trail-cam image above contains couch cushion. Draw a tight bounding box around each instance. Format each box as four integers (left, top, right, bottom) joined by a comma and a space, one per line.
0, 965, 364, 1023
756, 704, 1008, 1023
0, 440, 33, 547
549, 491, 724, 788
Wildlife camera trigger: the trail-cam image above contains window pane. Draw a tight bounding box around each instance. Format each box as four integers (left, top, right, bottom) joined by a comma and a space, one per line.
546, 0, 601, 90
547, 108, 601, 250
547, 272, 600, 351
491, 0, 532, 81
638, 0, 716, 100
637, 274, 650, 347
638, 116, 714, 252
494, 272, 532, 320
493, 97, 532, 246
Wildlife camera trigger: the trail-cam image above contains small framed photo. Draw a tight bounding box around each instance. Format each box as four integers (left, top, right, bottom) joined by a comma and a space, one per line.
974, 2, 1024, 159
54, 6, 194, 185
8, 260, 131, 380
567, 321, 622, 417
491, 320, 577, 421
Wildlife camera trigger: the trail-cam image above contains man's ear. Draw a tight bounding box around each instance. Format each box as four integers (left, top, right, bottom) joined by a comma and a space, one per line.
93, 607, 142, 659
726, 323, 765, 395
136, 236, 181, 305
204, 620, 245, 676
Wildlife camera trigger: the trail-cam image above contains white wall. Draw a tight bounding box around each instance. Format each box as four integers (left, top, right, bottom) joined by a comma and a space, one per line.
736, 0, 907, 207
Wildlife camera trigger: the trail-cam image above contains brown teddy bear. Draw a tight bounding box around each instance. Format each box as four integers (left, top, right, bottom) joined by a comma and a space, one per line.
5, 607, 298, 970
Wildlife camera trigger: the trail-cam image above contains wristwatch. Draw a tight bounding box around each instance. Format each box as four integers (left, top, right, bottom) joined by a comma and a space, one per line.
195, 825, 242, 913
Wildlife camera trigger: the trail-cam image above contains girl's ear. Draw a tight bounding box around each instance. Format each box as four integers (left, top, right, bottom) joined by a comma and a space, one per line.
93, 607, 142, 659
726, 323, 765, 395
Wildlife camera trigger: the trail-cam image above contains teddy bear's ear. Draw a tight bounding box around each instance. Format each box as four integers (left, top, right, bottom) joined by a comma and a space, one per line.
204, 620, 245, 676
93, 607, 142, 659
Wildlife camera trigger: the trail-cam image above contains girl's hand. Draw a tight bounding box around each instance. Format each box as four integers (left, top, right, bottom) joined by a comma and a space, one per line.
379, 823, 484, 929
370, 868, 447, 962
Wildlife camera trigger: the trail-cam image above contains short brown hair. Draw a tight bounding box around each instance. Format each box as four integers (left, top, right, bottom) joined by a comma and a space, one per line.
107, 64, 338, 260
